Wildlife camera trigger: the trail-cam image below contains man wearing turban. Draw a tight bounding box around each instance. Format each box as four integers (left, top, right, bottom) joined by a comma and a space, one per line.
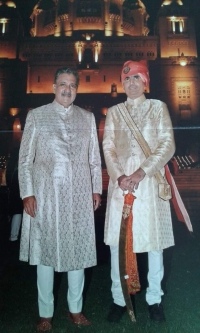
103, 60, 175, 322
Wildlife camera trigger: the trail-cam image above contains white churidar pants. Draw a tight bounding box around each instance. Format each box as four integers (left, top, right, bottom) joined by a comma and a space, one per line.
9, 214, 22, 241
110, 246, 164, 306
37, 265, 84, 318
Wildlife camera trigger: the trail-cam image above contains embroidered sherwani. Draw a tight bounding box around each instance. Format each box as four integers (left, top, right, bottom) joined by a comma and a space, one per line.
103, 95, 175, 252
19, 100, 102, 272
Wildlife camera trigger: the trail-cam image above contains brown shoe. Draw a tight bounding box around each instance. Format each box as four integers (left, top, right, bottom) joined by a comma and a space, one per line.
37, 317, 52, 331
68, 312, 91, 326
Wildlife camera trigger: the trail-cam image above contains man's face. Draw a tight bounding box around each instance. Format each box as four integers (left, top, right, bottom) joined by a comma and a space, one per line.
53, 73, 78, 108
122, 74, 145, 100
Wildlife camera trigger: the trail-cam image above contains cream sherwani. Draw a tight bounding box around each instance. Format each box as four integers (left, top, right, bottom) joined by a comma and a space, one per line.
103, 95, 175, 253
19, 100, 102, 272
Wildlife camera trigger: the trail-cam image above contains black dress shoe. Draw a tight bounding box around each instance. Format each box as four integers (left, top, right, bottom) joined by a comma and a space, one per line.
106, 303, 126, 323
148, 303, 166, 322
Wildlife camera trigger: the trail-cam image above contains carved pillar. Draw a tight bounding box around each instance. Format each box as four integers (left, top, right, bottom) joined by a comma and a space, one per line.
104, 0, 112, 36
117, 0, 124, 36
54, 0, 59, 36
68, 0, 74, 36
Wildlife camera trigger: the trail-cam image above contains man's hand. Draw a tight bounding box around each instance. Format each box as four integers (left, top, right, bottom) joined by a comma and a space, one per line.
126, 168, 146, 192
93, 193, 101, 211
118, 175, 130, 191
23, 196, 37, 217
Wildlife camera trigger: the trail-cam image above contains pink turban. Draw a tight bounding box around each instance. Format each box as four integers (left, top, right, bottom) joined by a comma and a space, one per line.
121, 60, 150, 87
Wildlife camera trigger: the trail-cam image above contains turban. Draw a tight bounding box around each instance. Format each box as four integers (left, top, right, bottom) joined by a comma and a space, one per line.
121, 60, 150, 87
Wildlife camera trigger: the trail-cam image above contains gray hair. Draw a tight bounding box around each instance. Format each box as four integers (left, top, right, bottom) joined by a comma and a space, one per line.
54, 68, 79, 86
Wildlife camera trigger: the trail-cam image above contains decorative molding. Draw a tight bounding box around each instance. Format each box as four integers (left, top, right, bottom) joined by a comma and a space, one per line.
143, 26, 150, 36
58, 14, 69, 22
123, 22, 134, 33
171, 77, 199, 95
170, 56, 196, 65
30, 28, 36, 37
77, 69, 99, 74
138, 8, 147, 15
109, 14, 120, 21
77, 17, 102, 23
44, 23, 55, 32
167, 32, 189, 39
33, 9, 43, 16
168, 40, 188, 46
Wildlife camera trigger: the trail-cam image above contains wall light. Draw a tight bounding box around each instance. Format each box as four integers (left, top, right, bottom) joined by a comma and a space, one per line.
82, 33, 94, 41
0, 18, 8, 34
179, 52, 187, 66
78, 42, 83, 63
9, 108, 19, 116
13, 118, 21, 131
101, 107, 107, 116
111, 83, 117, 97
94, 43, 98, 63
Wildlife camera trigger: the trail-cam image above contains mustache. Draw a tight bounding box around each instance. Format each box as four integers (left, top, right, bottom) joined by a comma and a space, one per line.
61, 92, 72, 97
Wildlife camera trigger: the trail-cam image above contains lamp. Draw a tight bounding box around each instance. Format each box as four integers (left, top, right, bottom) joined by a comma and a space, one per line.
13, 118, 21, 131
179, 52, 187, 66
111, 83, 117, 97
9, 108, 19, 116
82, 33, 94, 41
101, 107, 107, 116
13, 118, 22, 144
170, 51, 195, 67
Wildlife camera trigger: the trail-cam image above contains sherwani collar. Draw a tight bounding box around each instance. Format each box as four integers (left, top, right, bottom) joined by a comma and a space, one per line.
126, 94, 146, 108
52, 100, 73, 113
124, 94, 149, 128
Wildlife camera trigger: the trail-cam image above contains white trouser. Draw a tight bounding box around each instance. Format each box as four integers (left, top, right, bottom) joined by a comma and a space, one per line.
37, 265, 85, 318
146, 250, 164, 305
110, 246, 164, 307
9, 214, 22, 241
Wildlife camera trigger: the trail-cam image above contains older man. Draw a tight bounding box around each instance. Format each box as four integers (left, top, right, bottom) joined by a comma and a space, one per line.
103, 60, 175, 323
19, 68, 102, 331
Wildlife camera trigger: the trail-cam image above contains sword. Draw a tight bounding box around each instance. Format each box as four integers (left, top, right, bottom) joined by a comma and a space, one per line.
118, 192, 139, 322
